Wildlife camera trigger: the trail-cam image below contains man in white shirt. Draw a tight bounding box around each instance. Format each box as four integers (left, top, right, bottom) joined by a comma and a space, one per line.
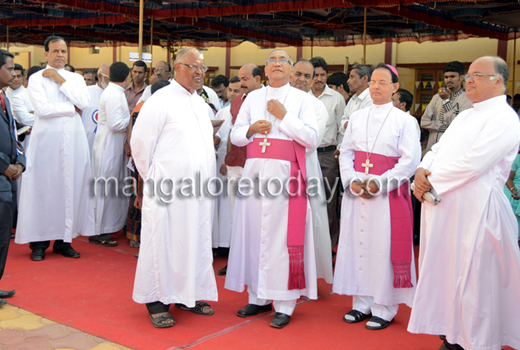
309, 57, 346, 249
340, 64, 373, 133
210, 74, 230, 108
91, 62, 130, 247
81, 64, 110, 156
16, 36, 94, 261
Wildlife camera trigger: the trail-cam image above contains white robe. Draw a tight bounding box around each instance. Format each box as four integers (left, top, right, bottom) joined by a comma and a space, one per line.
16, 66, 94, 244
225, 83, 319, 301
81, 84, 104, 156
8, 86, 35, 204
91, 83, 130, 235
307, 95, 333, 283
131, 79, 217, 307
408, 95, 520, 350
212, 106, 233, 248
333, 102, 420, 307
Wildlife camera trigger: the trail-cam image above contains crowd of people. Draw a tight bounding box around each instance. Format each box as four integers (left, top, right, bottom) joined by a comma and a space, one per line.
0, 35, 520, 350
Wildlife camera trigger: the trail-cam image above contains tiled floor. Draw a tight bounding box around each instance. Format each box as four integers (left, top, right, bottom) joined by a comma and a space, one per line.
0, 304, 132, 350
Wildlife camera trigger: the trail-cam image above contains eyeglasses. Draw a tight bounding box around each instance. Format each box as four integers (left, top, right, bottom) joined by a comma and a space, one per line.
99, 73, 109, 79
368, 80, 393, 87
464, 73, 497, 81
266, 58, 290, 65
177, 62, 208, 73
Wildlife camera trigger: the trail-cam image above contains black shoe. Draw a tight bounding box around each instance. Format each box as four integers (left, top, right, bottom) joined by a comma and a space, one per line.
0, 290, 15, 298
53, 247, 80, 258
0, 298, 6, 306
237, 303, 272, 317
217, 265, 227, 275
270, 312, 290, 328
365, 316, 393, 330
30, 249, 45, 261
343, 309, 371, 324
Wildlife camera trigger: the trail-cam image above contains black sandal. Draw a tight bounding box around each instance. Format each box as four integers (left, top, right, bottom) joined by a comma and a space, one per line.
149, 313, 175, 328
175, 301, 214, 316
343, 310, 371, 324
89, 239, 118, 247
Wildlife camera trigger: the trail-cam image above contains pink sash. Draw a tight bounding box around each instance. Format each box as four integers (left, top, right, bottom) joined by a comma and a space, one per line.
247, 138, 307, 290
354, 151, 413, 288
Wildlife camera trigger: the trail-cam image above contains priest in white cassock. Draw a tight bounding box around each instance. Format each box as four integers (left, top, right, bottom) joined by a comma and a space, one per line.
334, 63, 420, 330
225, 50, 319, 329
409, 56, 520, 350
90, 62, 130, 247
213, 76, 241, 251
16, 36, 94, 261
131, 47, 217, 328
81, 64, 110, 156
290, 59, 333, 284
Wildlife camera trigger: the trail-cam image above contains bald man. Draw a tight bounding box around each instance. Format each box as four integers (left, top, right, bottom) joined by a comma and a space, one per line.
138, 61, 171, 104
81, 64, 110, 156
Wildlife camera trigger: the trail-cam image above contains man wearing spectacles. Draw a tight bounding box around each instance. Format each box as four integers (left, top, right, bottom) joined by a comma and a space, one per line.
81, 64, 110, 156
210, 74, 230, 108
137, 61, 171, 104
225, 50, 319, 329
410, 56, 520, 350
334, 63, 420, 331
131, 47, 218, 328
421, 61, 472, 158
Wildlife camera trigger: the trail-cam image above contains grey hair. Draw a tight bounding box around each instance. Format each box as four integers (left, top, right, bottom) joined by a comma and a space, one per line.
351, 64, 372, 80
175, 47, 203, 64
482, 55, 509, 92
266, 49, 293, 66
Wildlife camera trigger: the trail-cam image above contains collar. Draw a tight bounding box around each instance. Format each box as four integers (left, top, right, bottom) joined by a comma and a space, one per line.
125, 81, 147, 93
310, 84, 333, 98
473, 95, 505, 112
356, 87, 370, 100
451, 88, 464, 98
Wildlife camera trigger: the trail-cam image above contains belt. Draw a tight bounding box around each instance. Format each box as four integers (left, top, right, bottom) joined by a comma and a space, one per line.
317, 145, 336, 153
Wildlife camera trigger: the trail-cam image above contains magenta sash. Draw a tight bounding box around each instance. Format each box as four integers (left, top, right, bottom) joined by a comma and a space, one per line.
247, 138, 307, 290
354, 151, 413, 288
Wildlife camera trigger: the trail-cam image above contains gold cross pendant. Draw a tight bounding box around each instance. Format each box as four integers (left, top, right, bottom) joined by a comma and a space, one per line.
259, 136, 271, 153
362, 158, 374, 175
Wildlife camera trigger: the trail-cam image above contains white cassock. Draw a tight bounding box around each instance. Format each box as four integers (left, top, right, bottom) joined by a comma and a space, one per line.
16, 66, 94, 244
307, 95, 333, 283
333, 102, 420, 307
225, 83, 319, 301
131, 79, 217, 307
408, 95, 520, 350
203, 85, 221, 112
212, 106, 233, 248
8, 86, 35, 203
81, 84, 104, 156
91, 83, 130, 235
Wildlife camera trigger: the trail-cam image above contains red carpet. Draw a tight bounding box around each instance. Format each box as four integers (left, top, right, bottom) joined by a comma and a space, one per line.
1, 231, 511, 350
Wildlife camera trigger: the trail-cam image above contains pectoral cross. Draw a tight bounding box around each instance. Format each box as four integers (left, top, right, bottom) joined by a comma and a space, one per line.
362, 158, 373, 175
259, 136, 271, 153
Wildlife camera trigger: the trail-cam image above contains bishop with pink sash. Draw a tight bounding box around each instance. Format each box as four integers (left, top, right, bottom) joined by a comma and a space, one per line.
225, 50, 319, 329
333, 64, 421, 330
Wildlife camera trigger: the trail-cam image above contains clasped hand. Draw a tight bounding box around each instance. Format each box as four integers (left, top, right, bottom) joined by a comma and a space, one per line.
3, 163, 23, 182
350, 180, 380, 200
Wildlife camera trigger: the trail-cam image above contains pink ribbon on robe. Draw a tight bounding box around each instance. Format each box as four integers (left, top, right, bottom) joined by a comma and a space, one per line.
354, 151, 413, 288
247, 138, 307, 290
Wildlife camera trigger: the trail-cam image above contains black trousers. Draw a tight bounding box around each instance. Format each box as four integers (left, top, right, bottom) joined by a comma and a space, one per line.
146, 301, 170, 314
0, 192, 14, 281
318, 150, 340, 248
29, 240, 70, 252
